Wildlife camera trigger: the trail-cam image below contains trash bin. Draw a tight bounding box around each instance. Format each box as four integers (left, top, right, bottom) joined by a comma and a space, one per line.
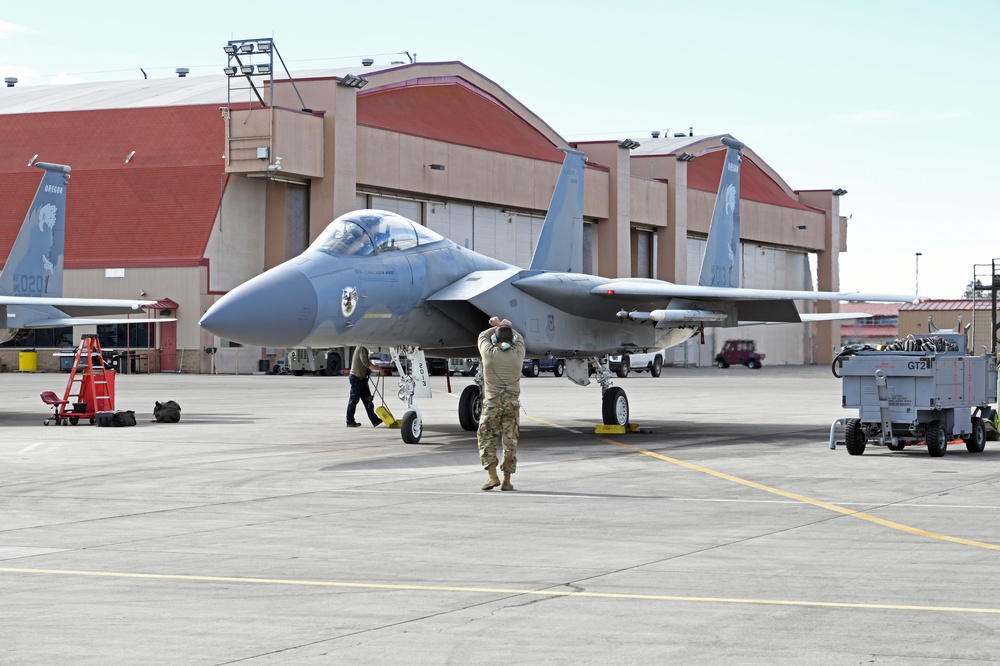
118, 351, 130, 375
60, 347, 75, 372
19, 350, 37, 372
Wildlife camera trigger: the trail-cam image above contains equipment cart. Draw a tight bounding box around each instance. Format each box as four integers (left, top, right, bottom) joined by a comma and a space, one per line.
833, 331, 996, 456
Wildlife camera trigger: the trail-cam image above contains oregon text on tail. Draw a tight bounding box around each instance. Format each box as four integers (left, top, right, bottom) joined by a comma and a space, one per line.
0, 162, 70, 299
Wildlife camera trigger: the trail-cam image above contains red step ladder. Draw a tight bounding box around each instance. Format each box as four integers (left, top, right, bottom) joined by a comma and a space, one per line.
59, 334, 115, 424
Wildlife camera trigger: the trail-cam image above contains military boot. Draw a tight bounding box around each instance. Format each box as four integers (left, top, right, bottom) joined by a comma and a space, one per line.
481, 463, 501, 491
501, 471, 514, 491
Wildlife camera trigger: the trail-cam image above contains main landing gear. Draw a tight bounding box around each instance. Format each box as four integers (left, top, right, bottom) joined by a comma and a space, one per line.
594, 355, 629, 427
458, 365, 484, 432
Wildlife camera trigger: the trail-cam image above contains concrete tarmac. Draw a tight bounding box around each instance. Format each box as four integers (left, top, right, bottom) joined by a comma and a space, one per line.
3, 365, 1000, 665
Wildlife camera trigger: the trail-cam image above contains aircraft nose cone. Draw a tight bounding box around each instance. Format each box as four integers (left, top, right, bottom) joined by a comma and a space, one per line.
200, 266, 318, 347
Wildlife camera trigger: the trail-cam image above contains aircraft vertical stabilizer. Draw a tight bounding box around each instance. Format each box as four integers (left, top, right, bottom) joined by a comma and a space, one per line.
697, 138, 744, 288
528, 148, 586, 273
0, 162, 70, 298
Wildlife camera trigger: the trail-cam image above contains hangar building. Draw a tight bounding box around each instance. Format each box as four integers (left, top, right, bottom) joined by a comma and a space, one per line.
0, 46, 850, 373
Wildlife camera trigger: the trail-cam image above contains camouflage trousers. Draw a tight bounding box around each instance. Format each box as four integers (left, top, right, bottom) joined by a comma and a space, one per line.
477, 393, 520, 473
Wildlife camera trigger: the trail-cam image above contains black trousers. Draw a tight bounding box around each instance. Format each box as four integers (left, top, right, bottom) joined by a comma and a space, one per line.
347, 374, 380, 425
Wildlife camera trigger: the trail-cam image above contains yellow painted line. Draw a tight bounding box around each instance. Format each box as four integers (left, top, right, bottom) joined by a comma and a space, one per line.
600, 437, 1000, 551
2, 567, 1000, 614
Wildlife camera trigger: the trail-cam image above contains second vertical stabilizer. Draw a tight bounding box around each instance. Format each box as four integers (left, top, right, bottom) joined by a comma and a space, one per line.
697, 138, 744, 288
528, 148, 586, 273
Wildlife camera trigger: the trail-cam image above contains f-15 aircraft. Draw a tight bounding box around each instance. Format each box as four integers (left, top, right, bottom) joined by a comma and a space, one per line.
0, 162, 156, 344
201, 138, 913, 443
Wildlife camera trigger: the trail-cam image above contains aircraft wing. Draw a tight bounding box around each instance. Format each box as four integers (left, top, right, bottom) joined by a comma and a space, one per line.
594, 280, 916, 303
0, 296, 155, 317
23, 317, 176, 328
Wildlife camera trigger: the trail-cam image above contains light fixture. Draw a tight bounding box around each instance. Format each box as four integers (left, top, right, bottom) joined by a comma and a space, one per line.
428, 164, 446, 171
338, 74, 369, 88
677, 152, 696, 162
796, 225, 807, 230
223, 44, 237, 56
175, 67, 189, 78
256, 41, 272, 53
618, 139, 641, 150
833, 188, 848, 196
4, 77, 17, 88
240, 64, 254, 75
239, 43, 254, 54
257, 63, 271, 75
223, 66, 238, 77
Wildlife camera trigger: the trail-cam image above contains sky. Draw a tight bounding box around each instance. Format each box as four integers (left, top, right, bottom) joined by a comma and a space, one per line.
2, 0, 997, 299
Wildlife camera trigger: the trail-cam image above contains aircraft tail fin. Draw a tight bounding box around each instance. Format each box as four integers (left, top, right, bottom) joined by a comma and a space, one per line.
697, 138, 744, 288
0, 162, 71, 298
528, 148, 586, 273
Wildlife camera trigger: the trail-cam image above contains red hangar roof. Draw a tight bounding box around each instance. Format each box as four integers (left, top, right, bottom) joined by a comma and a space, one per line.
357, 77, 565, 163
686, 148, 818, 212
0, 105, 226, 269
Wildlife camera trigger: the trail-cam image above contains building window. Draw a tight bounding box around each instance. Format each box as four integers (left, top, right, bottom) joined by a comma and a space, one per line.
0, 327, 74, 348
97, 323, 156, 349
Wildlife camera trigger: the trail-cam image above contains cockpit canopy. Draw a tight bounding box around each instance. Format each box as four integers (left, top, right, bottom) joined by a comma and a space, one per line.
310, 209, 445, 257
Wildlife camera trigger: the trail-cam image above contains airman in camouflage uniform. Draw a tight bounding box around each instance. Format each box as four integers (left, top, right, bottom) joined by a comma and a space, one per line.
477, 316, 526, 491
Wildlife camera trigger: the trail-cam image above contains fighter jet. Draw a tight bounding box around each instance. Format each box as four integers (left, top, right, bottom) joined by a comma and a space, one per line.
0, 162, 156, 343
201, 138, 913, 443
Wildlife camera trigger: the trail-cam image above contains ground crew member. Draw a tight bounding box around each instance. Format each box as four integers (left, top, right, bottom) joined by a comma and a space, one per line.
477, 316, 526, 490
347, 346, 383, 428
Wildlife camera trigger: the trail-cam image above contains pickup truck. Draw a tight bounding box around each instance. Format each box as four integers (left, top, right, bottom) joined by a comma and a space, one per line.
608, 350, 666, 378
522, 357, 566, 377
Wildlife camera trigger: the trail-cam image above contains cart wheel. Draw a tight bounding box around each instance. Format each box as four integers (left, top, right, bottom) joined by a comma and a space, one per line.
887, 442, 906, 451
90, 418, 96, 425
69, 417, 79, 425
61, 418, 70, 426
845, 418, 866, 455
965, 417, 986, 453
925, 420, 947, 457
400, 410, 422, 444
43, 419, 50, 426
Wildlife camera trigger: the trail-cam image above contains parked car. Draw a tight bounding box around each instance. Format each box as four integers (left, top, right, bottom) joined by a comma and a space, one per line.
522, 357, 566, 377
427, 357, 449, 375
370, 352, 396, 374
715, 339, 764, 369
448, 357, 479, 376
608, 349, 666, 378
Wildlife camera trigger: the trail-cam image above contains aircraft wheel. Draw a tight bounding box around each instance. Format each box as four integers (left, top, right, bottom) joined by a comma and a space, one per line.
602, 387, 629, 427
650, 356, 662, 378
965, 417, 986, 453
401, 410, 422, 444
845, 418, 866, 455
925, 420, 947, 457
615, 357, 630, 378
553, 360, 565, 377
458, 385, 482, 431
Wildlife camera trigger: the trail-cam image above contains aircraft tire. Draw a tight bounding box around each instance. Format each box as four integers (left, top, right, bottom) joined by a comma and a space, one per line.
459, 385, 482, 431
650, 356, 662, 378
844, 418, 866, 455
925, 420, 947, 457
602, 387, 629, 427
401, 410, 422, 444
965, 417, 986, 453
